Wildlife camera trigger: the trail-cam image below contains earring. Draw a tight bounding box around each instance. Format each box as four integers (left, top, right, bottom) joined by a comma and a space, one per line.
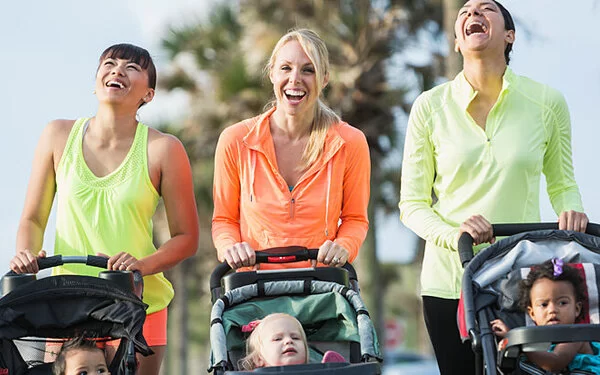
92, 90, 96, 95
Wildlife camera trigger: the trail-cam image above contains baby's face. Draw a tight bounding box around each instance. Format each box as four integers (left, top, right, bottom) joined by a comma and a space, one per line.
64, 349, 109, 375
257, 317, 307, 367
527, 278, 582, 326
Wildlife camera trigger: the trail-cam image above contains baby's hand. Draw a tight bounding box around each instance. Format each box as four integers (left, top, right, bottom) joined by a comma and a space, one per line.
490, 319, 509, 338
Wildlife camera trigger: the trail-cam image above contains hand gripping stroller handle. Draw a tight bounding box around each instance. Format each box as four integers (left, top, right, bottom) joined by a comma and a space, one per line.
4, 255, 109, 277
209, 246, 359, 292
459, 222, 600, 267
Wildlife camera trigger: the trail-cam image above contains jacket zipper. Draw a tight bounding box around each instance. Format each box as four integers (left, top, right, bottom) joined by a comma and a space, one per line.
289, 198, 295, 219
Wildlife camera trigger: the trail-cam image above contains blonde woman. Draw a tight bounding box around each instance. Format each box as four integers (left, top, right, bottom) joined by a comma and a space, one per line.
212, 29, 370, 270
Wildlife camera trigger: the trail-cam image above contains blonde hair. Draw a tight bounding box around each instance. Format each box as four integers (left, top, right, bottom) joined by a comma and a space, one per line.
266, 28, 340, 170
238, 313, 309, 370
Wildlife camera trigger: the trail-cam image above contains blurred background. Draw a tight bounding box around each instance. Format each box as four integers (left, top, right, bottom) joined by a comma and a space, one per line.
2, 0, 599, 373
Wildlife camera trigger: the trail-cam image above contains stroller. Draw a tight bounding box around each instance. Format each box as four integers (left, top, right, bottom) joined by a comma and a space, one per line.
0, 255, 151, 375
208, 246, 382, 374
458, 223, 600, 375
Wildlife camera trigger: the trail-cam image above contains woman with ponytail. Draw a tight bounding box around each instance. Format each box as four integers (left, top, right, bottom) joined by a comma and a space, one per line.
212, 29, 370, 270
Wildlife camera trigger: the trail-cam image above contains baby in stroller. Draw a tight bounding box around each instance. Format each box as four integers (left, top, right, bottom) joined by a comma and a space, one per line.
238, 313, 346, 370
208, 247, 382, 374
52, 336, 110, 375
490, 259, 599, 373
239, 313, 309, 370
458, 223, 600, 375
0, 255, 150, 375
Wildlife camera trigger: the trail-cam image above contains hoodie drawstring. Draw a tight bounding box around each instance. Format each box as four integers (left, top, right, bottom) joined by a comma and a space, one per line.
325, 160, 332, 237
250, 149, 256, 202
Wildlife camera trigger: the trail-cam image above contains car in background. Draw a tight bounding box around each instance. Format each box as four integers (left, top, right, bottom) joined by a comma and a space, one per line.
382, 350, 440, 375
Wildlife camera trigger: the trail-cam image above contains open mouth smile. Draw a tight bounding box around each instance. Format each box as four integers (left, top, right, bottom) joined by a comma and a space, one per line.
465, 21, 488, 36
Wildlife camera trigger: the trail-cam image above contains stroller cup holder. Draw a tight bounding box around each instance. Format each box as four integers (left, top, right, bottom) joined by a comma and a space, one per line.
1, 273, 36, 296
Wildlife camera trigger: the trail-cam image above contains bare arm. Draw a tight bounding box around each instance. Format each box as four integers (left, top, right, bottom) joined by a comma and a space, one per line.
114, 133, 199, 276
12, 120, 72, 273
526, 341, 586, 373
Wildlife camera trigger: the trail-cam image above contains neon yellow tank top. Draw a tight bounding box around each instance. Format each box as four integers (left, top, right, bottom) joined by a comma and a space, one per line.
54, 118, 174, 314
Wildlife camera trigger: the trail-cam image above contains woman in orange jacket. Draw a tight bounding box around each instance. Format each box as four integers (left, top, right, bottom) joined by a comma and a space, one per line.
212, 28, 370, 270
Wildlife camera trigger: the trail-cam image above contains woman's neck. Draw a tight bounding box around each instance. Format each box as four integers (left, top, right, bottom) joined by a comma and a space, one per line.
463, 58, 507, 101
91, 107, 138, 140
271, 107, 314, 141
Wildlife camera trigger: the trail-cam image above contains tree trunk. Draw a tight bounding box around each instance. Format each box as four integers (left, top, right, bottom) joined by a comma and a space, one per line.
443, 0, 463, 78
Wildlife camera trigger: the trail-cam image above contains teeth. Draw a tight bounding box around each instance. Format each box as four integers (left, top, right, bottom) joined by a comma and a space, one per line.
466, 21, 487, 35
285, 89, 305, 96
106, 81, 124, 88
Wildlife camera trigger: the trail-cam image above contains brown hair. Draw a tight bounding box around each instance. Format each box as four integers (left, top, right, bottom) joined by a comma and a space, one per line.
52, 336, 107, 375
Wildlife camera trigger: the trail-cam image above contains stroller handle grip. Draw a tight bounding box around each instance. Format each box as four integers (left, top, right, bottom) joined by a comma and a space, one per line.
3, 255, 144, 297
459, 222, 600, 266
36, 255, 109, 271
4, 255, 110, 277
209, 246, 358, 291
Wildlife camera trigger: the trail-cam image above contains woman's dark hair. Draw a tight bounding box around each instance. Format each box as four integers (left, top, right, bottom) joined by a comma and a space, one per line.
98, 43, 156, 89
518, 259, 587, 322
52, 336, 106, 375
493, 1, 515, 64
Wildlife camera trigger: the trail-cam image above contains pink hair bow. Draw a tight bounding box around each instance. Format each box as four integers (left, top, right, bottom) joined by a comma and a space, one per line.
241, 319, 261, 333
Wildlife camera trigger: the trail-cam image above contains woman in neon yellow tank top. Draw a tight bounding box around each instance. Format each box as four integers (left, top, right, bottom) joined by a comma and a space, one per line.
10, 43, 199, 374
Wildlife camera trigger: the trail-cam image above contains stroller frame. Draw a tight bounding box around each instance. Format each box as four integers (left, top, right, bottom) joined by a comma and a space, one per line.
0, 255, 150, 375
208, 247, 382, 374
459, 223, 600, 375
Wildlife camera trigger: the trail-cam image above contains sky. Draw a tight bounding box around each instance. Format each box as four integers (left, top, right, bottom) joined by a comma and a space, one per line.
1, 0, 599, 271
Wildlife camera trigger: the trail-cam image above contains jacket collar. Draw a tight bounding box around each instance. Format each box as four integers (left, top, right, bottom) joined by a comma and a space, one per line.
243, 107, 346, 172
453, 66, 514, 110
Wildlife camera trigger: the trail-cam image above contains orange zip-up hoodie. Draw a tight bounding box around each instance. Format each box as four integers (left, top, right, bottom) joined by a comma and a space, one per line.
212, 108, 370, 268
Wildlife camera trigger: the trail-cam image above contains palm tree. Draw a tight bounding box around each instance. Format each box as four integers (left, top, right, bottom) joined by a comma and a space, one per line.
158, 0, 444, 369
442, 0, 463, 78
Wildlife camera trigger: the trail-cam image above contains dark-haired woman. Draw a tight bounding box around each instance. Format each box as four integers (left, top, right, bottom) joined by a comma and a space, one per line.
399, 1, 587, 374
10, 43, 199, 374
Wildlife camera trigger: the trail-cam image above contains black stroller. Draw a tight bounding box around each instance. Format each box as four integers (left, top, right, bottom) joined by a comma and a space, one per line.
458, 223, 600, 375
0, 255, 151, 375
208, 247, 382, 374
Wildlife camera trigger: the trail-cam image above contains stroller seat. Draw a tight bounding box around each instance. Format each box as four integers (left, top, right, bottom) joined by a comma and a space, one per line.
208, 247, 382, 374
23, 362, 52, 375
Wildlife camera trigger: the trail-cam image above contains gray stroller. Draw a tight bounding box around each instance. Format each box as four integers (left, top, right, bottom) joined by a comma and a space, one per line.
458, 223, 600, 375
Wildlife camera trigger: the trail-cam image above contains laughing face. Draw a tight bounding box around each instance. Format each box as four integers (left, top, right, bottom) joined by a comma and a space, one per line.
94, 57, 154, 109
527, 278, 582, 326
269, 39, 327, 117
454, 0, 514, 59
256, 315, 308, 367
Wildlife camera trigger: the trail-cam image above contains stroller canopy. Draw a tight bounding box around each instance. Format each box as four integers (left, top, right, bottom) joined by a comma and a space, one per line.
0, 275, 150, 355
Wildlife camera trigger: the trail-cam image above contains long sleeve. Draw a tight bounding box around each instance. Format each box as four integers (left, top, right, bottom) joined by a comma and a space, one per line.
399, 94, 460, 251
542, 88, 584, 214
335, 128, 370, 262
212, 127, 243, 257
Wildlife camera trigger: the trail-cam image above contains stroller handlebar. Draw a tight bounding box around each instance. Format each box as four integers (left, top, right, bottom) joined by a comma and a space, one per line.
209, 246, 358, 292
2, 255, 144, 297
36, 255, 110, 270
459, 222, 600, 267
4, 255, 110, 277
